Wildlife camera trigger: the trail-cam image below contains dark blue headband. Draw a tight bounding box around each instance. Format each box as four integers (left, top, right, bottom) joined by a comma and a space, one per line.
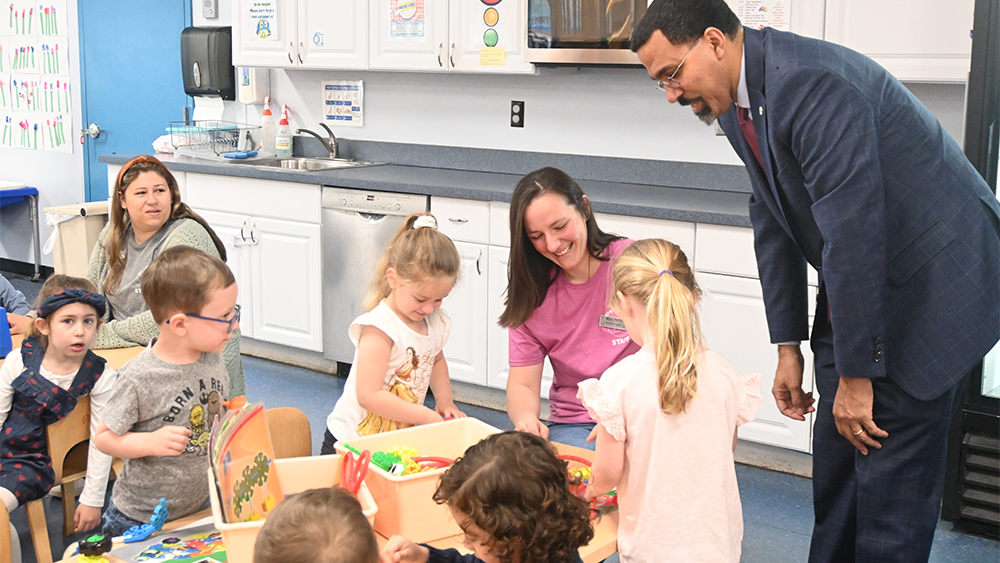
38, 289, 107, 318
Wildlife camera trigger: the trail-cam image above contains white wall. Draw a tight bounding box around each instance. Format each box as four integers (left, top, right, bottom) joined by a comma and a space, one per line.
0, 0, 84, 265
204, 2, 967, 167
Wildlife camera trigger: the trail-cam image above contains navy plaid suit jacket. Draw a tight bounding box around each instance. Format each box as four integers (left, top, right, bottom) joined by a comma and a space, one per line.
718, 27, 1000, 400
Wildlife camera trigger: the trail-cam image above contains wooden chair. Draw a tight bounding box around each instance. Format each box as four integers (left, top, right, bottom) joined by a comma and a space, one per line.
23, 394, 94, 563
265, 407, 312, 459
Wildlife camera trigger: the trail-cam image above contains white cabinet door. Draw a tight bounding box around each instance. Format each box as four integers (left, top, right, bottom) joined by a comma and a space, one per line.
486, 246, 554, 397
195, 209, 256, 337
369, 0, 450, 70
249, 216, 324, 351
698, 272, 815, 453
825, 0, 975, 82
594, 213, 696, 261
449, 0, 534, 73
298, 0, 369, 69
443, 241, 489, 385
232, 0, 298, 67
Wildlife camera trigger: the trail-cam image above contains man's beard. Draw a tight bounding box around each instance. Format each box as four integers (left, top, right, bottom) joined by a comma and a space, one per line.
678, 96, 716, 126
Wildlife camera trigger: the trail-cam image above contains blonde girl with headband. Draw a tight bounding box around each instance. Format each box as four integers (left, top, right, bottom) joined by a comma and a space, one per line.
321, 213, 466, 453
0, 276, 118, 557
577, 239, 763, 563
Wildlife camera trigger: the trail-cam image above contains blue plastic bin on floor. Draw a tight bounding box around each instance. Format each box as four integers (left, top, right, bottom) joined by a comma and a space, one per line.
0, 182, 41, 280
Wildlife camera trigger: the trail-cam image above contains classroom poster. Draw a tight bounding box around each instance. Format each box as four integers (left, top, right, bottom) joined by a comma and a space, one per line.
390, 0, 425, 38
246, 1, 278, 41
322, 80, 364, 127
0, 0, 71, 152
732, 0, 791, 31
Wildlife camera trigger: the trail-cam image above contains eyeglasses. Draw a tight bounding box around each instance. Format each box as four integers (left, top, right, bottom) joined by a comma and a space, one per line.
656, 37, 700, 91
185, 304, 241, 333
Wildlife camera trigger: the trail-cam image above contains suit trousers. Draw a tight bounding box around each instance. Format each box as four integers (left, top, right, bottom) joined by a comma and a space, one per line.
808, 290, 966, 563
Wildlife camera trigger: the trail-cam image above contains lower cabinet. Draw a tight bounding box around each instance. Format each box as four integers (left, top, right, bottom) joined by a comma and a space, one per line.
698, 272, 816, 453
445, 241, 489, 386
196, 208, 323, 352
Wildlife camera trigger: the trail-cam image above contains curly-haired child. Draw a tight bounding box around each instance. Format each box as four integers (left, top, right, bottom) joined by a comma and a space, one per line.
381, 431, 593, 563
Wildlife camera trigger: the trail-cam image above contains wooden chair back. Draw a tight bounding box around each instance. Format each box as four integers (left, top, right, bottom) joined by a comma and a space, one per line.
265, 407, 312, 459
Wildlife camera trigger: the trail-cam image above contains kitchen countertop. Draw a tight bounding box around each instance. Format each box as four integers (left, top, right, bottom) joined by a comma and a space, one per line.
101, 143, 753, 227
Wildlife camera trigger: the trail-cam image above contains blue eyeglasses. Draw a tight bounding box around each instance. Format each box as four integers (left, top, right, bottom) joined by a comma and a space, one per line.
184, 304, 241, 333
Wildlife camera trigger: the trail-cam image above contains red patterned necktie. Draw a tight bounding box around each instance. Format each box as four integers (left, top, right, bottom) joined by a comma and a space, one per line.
737, 106, 763, 168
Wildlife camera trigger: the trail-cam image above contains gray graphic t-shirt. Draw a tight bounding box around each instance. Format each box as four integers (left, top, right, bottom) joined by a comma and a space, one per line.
102, 343, 228, 522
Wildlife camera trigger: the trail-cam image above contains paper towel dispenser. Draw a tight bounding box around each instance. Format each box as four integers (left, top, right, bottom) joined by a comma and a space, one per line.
181, 26, 235, 100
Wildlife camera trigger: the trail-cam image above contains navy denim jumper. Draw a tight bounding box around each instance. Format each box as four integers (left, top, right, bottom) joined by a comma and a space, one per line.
0, 337, 106, 504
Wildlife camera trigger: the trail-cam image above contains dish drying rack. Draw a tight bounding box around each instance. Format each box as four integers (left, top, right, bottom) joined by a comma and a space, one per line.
168, 121, 259, 160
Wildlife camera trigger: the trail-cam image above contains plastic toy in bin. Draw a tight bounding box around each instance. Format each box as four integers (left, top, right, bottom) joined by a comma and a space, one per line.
343, 443, 453, 477
77, 534, 113, 563
123, 497, 168, 543
560, 454, 619, 518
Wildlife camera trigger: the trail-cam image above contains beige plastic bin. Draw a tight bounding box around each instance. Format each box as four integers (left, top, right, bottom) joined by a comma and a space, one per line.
335, 418, 501, 542
43, 201, 109, 277
209, 454, 378, 563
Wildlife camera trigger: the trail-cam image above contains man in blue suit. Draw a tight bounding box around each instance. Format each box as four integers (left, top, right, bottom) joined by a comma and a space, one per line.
632, 1, 1000, 561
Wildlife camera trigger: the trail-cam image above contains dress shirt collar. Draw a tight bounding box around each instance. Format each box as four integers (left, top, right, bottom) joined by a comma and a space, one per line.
737, 42, 750, 111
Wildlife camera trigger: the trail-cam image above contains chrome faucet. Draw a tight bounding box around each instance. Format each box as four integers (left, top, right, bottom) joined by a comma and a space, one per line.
296, 123, 338, 159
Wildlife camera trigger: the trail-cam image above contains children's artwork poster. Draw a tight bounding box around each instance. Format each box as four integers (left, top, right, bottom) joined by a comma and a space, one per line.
0, 0, 70, 152
246, 0, 278, 42
42, 113, 69, 152
390, 0, 425, 39
322, 80, 364, 127
732, 0, 790, 31
107, 523, 227, 563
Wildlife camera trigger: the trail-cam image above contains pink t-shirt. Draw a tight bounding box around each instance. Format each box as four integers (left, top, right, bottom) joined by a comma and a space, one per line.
508, 238, 640, 423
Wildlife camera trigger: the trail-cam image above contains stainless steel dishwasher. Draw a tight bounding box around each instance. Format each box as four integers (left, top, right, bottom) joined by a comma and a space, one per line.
321, 186, 429, 363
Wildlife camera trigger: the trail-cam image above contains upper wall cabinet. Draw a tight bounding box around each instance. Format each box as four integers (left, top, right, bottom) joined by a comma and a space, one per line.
369, 0, 533, 73
825, 0, 975, 82
232, 0, 368, 69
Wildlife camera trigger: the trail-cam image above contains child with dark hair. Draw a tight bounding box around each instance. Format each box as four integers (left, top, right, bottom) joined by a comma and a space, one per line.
253, 487, 378, 563
0, 275, 118, 561
382, 431, 594, 563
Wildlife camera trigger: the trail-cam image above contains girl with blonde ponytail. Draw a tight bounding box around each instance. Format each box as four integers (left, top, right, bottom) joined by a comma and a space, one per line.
321, 213, 466, 453
577, 238, 763, 563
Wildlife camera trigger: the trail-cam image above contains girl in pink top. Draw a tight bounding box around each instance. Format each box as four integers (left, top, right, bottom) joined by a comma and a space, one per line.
500, 167, 639, 450
578, 239, 763, 563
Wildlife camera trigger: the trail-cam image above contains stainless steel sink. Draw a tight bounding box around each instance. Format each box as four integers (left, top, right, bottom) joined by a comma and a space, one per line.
234, 157, 384, 171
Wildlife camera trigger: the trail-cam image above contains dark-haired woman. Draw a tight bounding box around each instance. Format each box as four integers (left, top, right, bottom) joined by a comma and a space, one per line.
86, 155, 245, 396
500, 167, 639, 450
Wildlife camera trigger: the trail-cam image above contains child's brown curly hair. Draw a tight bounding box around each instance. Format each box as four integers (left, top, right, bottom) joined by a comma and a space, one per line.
432, 431, 594, 563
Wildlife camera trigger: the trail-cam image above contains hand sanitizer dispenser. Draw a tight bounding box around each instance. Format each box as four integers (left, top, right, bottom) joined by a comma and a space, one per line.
238, 67, 268, 105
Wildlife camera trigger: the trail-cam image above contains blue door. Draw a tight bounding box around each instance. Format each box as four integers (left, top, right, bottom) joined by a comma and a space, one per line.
79, 2, 192, 202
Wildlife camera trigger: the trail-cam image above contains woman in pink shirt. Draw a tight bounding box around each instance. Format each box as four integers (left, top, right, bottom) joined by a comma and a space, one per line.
499, 167, 640, 450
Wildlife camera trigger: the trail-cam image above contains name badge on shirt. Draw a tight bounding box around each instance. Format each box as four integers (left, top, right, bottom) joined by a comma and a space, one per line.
599, 315, 626, 331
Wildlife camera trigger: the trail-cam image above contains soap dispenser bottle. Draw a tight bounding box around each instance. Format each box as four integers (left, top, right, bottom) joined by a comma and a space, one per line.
259, 97, 276, 155
275, 104, 293, 158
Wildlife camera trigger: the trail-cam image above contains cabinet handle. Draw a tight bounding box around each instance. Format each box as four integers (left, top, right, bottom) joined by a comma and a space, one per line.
288, 42, 295, 64
448, 217, 468, 224
298, 42, 304, 64
449, 43, 455, 68
437, 43, 443, 67
476, 250, 482, 276
250, 223, 259, 245
240, 219, 249, 242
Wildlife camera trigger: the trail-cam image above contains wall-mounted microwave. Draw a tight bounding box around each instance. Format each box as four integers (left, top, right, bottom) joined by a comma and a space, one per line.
525, 0, 648, 65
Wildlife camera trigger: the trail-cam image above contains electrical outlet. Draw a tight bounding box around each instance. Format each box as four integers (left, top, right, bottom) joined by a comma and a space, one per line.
510, 101, 524, 128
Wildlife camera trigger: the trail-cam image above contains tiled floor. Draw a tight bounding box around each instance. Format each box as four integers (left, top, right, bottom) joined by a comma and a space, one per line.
4, 273, 999, 562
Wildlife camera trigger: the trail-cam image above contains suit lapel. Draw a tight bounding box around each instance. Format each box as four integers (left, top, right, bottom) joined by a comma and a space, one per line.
742, 28, 792, 237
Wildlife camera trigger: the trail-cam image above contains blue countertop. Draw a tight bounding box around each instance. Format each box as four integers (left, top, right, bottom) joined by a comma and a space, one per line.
101, 141, 753, 227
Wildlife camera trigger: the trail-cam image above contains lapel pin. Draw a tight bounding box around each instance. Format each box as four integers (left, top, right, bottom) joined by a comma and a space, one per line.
758, 106, 764, 116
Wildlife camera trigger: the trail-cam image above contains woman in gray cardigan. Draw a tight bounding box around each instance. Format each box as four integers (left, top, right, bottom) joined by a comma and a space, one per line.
86, 155, 245, 396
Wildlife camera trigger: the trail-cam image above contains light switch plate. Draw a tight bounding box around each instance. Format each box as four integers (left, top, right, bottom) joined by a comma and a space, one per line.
203, 0, 218, 19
